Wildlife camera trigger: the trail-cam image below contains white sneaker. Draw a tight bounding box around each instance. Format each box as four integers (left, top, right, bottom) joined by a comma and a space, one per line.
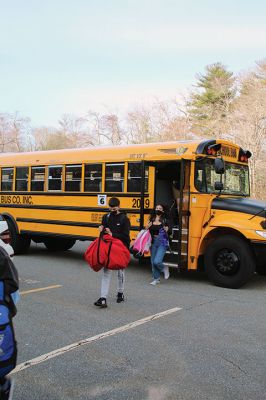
163, 266, 170, 280
150, 279, 160, 285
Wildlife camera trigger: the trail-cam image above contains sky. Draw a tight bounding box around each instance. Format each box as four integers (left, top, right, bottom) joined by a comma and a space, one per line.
0, 0, 265, 127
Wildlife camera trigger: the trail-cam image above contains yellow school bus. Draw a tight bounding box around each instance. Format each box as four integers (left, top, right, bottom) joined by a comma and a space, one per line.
0, 139, 265, 288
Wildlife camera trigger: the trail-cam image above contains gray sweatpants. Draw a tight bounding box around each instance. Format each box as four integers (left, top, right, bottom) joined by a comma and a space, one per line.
100, 268, 125, 298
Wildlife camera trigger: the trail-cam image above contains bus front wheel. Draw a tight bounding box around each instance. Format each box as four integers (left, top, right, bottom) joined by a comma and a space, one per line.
6, 219, 31, 254
43, 238, 76, 251
205, 235, 255, 289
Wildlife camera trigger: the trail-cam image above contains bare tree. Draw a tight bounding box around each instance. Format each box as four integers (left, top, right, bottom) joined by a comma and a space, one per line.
0, 112, 31, 152
229, 62, 266, 198
58, 114, 89, 147
149, 99, 193, 141
124, 106, 153, 144
100, 114, 123, 145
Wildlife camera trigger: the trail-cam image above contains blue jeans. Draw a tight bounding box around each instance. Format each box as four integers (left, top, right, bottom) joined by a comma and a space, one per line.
151, 237, 167, 280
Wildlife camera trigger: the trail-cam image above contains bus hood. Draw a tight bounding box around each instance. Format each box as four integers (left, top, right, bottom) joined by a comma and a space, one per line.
212, 197, 266, 219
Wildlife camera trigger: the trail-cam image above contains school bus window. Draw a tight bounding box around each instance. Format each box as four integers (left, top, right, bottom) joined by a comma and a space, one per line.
84, 164, 102, 192
127, 162, 149, 192
224, 163, 249, 195
194, 162, 206, 192
195, 159, 221, 193
1, 168, 14, 191
15, 167, 29, 191
48, 165, 62, 191
195, 159, 249, 196
31, 166, 45, 191
105, 163, 124, 192
65, 165, 82, 192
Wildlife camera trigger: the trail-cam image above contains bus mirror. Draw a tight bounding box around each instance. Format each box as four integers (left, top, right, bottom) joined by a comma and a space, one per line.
214, 181, 224, 191
214, 158, 225, 174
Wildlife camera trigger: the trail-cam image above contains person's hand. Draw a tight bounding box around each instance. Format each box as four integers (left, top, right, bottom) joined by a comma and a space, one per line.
99, 225, 104, 232
145, 221, 152, 230
105, 228, 112, 236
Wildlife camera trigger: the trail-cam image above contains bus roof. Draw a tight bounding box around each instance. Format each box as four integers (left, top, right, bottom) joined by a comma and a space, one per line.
0, 139, 242, 166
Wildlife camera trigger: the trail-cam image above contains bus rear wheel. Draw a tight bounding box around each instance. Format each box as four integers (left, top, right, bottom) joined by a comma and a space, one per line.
205, 235, 255, 289
43, 238, 76, 251
6, 219, 31, 254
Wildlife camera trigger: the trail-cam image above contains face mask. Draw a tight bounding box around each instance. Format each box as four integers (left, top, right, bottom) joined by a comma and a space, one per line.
155, 210, 163, 216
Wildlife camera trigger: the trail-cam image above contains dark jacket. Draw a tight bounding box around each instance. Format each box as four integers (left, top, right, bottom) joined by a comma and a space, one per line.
102, 212, 131, 248
0, 247, 19, 317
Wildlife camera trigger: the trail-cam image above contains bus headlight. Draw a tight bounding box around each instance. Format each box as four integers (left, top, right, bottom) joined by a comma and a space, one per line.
255, 230, 266, 239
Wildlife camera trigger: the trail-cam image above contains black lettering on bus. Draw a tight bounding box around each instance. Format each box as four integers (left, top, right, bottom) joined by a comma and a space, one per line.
23, 195, 33, 205
12, 196, 21, 204
144, 199, 150, 208
132, 198, 141, 208
221, 146, 237, 158
132, 198, 150, 208
1, 195, 12, 204
7, 196, 11, 204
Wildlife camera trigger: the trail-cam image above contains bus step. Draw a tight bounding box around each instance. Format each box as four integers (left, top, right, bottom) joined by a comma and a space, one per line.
164, 252, 178, 263
163, 262, 180, 270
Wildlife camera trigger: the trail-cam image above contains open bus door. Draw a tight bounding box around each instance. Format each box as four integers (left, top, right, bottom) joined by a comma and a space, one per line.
152, 160, 191, 270
139, 161, 155, 229
138, 159, 190, 269
178, 159, 191, 269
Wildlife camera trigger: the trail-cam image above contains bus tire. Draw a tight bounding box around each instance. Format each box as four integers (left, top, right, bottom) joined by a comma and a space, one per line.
43, 238, 76, 251
6, 219, 31, 254
205, 235, 255, 289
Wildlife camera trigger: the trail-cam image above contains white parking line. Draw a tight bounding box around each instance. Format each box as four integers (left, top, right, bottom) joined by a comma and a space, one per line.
12, 307, 182, 374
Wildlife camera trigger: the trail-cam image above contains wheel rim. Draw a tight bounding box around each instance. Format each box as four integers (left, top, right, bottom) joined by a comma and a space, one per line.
215, 248, 240, 276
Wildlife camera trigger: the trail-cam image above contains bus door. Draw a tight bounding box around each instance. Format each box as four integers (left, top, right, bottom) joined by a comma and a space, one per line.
178, 159, 191, 269
139, 161, 155, 229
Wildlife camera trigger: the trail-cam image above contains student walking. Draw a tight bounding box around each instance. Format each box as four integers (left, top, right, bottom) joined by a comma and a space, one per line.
146, 204, 171, 285
94, 197, 130, 308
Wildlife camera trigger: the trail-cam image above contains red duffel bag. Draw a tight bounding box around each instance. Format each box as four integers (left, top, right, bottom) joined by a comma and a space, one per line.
84, 234, 130, 271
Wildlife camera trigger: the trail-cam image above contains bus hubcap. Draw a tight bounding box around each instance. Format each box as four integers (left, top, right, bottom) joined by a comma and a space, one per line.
215, 249, 240, 275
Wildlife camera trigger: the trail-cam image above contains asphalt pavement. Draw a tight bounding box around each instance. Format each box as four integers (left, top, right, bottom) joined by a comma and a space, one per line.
11, 241, 266, 400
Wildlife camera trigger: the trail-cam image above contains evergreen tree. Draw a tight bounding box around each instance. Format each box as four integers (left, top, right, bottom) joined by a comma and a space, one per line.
187, 62, 236, 136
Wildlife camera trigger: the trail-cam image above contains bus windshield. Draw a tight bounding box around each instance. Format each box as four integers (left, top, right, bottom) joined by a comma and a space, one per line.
195, 158, 250, 196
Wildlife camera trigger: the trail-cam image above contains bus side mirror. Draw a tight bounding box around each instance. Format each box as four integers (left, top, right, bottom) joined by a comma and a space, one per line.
214, 158, 225, 174
214, 181, 224, 191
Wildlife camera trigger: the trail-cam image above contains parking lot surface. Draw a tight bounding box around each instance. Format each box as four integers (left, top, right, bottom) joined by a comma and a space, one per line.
12, 242, 266, 399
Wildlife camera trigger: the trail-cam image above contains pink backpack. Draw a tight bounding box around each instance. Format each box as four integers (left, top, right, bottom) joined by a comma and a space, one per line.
132, 229, 152, 256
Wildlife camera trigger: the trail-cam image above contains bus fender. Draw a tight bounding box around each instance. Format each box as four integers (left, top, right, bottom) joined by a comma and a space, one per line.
198, 225, 249, 257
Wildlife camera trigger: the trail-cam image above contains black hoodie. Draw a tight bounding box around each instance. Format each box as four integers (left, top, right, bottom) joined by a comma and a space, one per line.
102, 212, 131, 248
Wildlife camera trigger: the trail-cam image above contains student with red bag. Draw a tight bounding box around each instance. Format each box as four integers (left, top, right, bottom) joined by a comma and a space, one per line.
94, 197, 130, 308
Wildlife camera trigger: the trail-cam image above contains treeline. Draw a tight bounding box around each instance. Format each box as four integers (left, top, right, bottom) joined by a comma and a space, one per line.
0, 60, 265, 199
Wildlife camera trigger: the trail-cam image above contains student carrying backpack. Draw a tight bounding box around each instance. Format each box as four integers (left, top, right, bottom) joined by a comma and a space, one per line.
93, 197, 131, 308
0, 247, 19, 400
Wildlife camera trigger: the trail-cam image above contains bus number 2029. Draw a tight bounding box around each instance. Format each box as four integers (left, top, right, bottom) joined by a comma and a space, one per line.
132, 198, 150, 208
